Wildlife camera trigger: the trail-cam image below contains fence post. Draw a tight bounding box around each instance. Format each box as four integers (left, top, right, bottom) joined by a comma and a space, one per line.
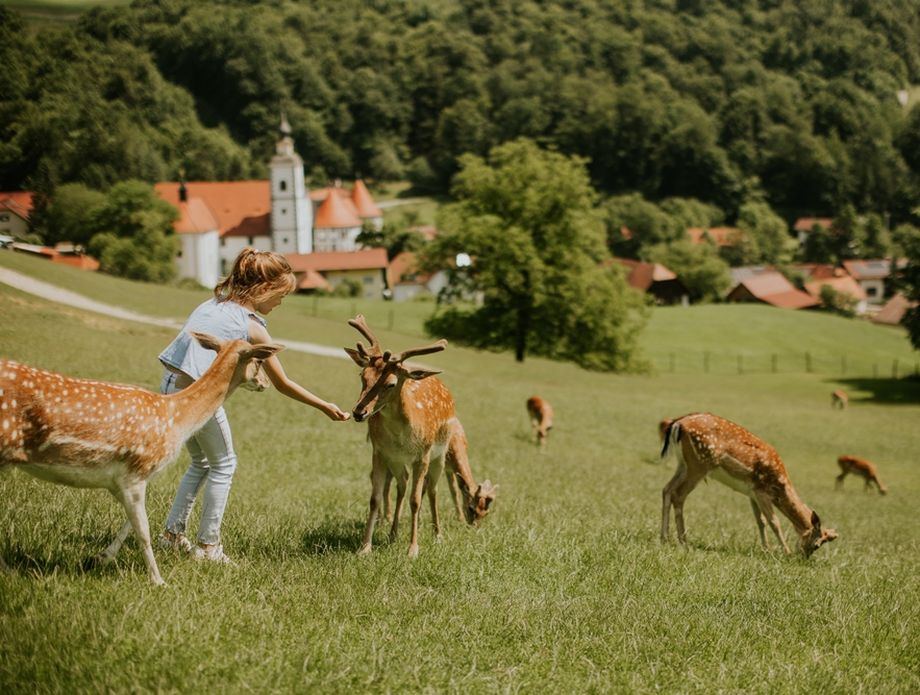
312, 295, 318, 317
873, 363, 878, 378
703, 351, 710, 373
805, 351, 812, 373
892, 359, 899, 379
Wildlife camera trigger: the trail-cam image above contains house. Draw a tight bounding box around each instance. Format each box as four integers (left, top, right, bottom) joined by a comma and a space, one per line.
609, 257, 688, 305
804, 274, 869, 314
840, 259, 892, 305
155, 116, 385, 288
0, 192, 33, 238
872, 292, 917, 326
793, 217, 832, 245
687, 226, 743, 247
726, 271, 819, 309
285, 248, 388, 298
792, 263, 840, 281
386, 251, 449, 302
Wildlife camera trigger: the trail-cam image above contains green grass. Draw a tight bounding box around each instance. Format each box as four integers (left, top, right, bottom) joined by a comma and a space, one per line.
1, 262, 919, 692
1, 0, 130, 24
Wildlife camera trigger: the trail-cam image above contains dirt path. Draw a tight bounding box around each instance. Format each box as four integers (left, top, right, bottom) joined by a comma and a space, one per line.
0, 267, 348, 361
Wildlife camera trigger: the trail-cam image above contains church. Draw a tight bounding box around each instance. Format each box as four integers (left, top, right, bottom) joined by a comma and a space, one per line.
154, 116, 387, 295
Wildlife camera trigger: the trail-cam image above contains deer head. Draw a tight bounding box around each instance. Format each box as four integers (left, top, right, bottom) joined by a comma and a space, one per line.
455, 475, 497, 525
801, 511, 838, 557
343, 315, 447, 422
190, 332, 279, 393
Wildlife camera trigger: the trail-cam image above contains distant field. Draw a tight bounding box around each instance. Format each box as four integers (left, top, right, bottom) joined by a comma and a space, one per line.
1, 0, 131, 23
1, 254, 919, 692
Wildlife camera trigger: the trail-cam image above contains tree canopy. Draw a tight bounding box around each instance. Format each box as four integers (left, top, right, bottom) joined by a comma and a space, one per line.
423, 139, 648, 372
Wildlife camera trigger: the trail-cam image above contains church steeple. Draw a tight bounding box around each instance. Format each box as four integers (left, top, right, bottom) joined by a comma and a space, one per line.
269, 112, 312, 254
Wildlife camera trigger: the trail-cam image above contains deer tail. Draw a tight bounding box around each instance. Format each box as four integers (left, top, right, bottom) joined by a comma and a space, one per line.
661, 420, 681, 459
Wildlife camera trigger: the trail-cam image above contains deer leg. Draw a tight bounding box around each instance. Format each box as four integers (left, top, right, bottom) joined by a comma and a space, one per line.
661, 464, 686, 543
426, 455, 445, 541
358, 456, 387, 556
445, 470, 464, 521
113, 480, 164, 585
749, 497, 768, 549
388, 471, 407, 543
754, 493, 789, 554
89, 520, 134, 569
407, 456, 431, 559
380, 471, 392, 523
835, 472, 847, 489
671, 470, 706, 545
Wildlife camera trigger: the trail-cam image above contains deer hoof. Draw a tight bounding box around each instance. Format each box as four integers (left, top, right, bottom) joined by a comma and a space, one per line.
407, 545, 419, 559
82, 554, 108, 572
356, 545, 372, 557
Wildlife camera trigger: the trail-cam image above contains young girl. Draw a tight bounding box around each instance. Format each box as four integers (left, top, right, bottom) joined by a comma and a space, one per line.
157, 248, 349, 563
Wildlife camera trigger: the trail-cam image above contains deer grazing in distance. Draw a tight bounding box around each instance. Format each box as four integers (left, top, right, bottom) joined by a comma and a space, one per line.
831, 389, 848, 409
660, 413, 838, 557
526, 396, 554, 447
344, 315, 496, 558
0, 333, 282, 584
836, 455, 888, 495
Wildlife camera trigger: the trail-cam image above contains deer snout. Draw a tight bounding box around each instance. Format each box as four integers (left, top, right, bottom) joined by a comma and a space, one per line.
352, 408, 367, 422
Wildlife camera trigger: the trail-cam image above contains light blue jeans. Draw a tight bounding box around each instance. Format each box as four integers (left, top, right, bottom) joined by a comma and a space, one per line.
160, 372, 238, 545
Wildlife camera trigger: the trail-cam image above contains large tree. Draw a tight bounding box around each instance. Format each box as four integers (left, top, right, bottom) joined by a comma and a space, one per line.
422, 139, 648, 372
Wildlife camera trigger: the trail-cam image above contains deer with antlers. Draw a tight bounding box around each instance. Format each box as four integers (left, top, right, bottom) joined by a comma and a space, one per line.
344, 315, 496, 558
0, 333, 282, 584
526, 396, 553, 447
836, 455, 887, 495
660, 413, 838, 556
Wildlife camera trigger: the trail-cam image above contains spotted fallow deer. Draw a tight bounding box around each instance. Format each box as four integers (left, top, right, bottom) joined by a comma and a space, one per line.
660, 413, 838, 556
344, 315, 496, 558
831, 389, 848, 409
526, 396, 553, 447
0, 333, 282, 584
836, 455, 887, 495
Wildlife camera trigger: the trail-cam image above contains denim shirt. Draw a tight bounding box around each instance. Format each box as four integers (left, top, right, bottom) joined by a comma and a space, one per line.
159, 298, 267, 380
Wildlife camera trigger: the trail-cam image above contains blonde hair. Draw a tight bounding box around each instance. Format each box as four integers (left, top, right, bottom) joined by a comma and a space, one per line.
214, 248, 296, 305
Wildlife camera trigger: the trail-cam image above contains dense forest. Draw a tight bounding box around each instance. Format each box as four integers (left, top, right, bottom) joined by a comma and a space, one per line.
3, 0, 920, 229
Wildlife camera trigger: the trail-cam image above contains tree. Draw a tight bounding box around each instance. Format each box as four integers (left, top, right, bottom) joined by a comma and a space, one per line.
41, 183, 107, 246
895, 224, 920, 351
645, 240, 731, 303
736, 200, 795, 265
86, 180, 178, 282
423, 138, 648, 371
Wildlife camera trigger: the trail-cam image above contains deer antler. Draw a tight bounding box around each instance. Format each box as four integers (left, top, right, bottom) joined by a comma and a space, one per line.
349, 315, 381, 356
393, 339, 448, 364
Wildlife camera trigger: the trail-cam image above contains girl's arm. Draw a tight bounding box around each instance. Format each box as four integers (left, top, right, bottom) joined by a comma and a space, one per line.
249, 319, 350, 421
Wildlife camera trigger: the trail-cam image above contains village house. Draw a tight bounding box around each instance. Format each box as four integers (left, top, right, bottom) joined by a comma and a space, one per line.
286, 248, 388, 298
840, 259, 892, 306
154, 116, 384, 289
726, 271, 819, 309
0, 191, 33, 240
609, 257, 688, 305
792, 217, 832, 245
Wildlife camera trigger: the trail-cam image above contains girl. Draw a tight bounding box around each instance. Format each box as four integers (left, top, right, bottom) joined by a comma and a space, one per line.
157, 248, 349, 563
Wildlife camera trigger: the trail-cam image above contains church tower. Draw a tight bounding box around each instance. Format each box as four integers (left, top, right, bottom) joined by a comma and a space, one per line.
270, 113, 312, 254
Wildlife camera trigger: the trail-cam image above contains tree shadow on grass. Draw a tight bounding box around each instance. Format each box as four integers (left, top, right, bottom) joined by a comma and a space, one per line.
836, 376, 920, 406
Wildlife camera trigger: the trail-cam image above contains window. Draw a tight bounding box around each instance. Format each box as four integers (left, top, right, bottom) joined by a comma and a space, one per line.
363, 276, 374, 285
248, 236, 254, 245
0, 214, 8, 222
283, 237, 289, 245
280, 180, 287, 192
867, 286, 878, 297
220, 238, 225, 247
281, 208, 287, 215
177, 250, 183, 258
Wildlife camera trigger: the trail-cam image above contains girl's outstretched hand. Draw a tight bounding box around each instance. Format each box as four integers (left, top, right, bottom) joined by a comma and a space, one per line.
325, 403, 351, 421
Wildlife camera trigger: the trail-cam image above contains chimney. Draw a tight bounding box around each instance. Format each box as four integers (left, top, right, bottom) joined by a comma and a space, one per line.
178, 180, 187, 203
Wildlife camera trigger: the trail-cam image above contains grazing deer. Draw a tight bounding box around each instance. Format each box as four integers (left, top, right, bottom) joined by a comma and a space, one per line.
526, 396, 553, 447
380, 420, 495, 524
836, 455, 887, 495
344, 315, 496, 558
0, 333, 282, 584
660, 413, 838, 556
831, 389, 848, 409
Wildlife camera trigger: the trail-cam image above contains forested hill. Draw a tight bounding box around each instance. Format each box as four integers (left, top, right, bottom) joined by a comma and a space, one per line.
3, 0, 920, 223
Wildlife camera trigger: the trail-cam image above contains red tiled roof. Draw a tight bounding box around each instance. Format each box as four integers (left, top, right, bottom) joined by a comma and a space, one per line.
841, 258, 891, 281
155, 181, 271, 237
610, 257, 677, 291
793, 263, 842, 280
285, 248, 388, 272
872, 293, 917, 325
687, 226, 741, 246
728, 271, 819, 309
295, 269, 332, 291
314, 187, 362, 229
0, 191, 34, 220
351, 180, 382, 218
174, 197, 220, 235
805, 275, 867, 302
793, 217, 832, 232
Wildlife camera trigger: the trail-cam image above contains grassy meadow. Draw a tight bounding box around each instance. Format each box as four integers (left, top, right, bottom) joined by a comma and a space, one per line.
1, 254, 919, 693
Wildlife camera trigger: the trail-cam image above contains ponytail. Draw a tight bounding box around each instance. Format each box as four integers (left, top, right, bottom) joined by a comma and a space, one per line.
215, 248, 296, 304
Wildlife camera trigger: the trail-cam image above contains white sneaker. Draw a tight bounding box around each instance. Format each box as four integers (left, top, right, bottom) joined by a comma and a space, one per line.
157, 531, 192, 553
192, 544, 234, 565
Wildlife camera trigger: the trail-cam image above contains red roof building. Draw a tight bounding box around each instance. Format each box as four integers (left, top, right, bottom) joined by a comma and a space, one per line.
286, 248, 388, 298
687, 226, 743, 247
726, 271, 819, 309
609, 257, 688, 304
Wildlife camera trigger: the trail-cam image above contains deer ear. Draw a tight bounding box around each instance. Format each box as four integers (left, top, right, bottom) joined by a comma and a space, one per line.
810, 510, 821, 527
407, 368, 442, 380
344, 347, 366, 367
248, 343, 285, 360
191, 332, 222, 352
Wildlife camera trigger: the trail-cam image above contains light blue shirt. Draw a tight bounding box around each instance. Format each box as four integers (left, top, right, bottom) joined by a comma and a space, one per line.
159, 298, 267, 380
